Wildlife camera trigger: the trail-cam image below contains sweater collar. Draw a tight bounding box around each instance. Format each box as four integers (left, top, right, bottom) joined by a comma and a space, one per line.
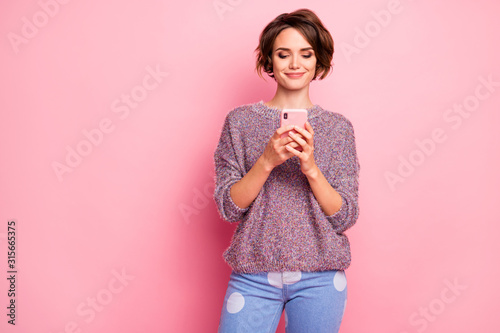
252, 100, 324, 120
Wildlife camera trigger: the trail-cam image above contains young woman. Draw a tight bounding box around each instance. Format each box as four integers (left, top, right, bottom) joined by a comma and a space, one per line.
213, 8, 360, 333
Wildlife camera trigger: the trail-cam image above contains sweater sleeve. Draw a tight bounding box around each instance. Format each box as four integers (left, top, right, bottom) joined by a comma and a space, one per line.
323, 117, 360, 233
213, 112, 249, 222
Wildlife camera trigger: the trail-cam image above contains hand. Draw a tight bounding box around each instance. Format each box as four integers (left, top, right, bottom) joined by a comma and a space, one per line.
285, 121, 318, 177
260, 124, 302, 171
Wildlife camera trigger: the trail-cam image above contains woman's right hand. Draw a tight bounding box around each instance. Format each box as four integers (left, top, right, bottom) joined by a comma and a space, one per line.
260, 125, 302, 172
229, 125, 304, 210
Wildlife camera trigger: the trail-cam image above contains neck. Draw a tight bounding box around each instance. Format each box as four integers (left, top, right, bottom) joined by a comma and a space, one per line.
265, 84, 314, 109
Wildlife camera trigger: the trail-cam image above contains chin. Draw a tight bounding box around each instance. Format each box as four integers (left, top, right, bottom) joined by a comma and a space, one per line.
286, 85, 308, 92
281, 81, 311, 91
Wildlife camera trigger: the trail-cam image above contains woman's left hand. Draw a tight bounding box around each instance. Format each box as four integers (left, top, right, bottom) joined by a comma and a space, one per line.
285, 121, 318, 177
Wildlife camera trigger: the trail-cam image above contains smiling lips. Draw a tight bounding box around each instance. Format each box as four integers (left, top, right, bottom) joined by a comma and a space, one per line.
285, 72, 305, 78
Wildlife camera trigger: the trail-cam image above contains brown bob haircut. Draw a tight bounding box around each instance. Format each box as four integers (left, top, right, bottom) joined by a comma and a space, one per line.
255, 8, 334, 81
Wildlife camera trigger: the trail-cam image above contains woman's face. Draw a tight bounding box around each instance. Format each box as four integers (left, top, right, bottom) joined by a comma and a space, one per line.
271, 27, 317, 91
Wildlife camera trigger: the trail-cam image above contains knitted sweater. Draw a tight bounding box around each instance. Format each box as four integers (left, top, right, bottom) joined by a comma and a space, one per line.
213, 100, 360, 273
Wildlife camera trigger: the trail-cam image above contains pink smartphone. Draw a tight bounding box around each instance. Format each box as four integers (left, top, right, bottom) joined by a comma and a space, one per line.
280, 109, 308, 139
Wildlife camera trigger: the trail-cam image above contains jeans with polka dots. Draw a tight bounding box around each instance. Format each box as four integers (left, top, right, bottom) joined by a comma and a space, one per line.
217, 270, 347, 333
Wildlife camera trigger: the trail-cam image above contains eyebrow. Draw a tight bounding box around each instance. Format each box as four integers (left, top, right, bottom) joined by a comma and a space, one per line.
274, 47, 314, 52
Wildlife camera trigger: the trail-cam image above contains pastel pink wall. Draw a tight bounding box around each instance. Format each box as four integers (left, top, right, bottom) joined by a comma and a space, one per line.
1, 0, 499, 332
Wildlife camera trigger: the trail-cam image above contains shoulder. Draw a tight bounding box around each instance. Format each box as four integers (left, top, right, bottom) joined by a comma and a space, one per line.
225, 102, 257, 121
222, 102, 269, 133
315, 108, 356, 134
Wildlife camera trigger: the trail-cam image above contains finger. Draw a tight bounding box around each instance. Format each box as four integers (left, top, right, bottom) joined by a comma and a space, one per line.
279, 142, 300, 155
286, 141, 300, 148
293, 125, 313, 140
278, 145, 296, 158
278, 136, 294, 146
289, 130, 307, 147
284, 144, 302, 156
278, 130, 304, 144
287, 141, 303, 152
294, 124, 313, 148
286, 131, 304, 144
292, 132, 305, 140
273, 125, 295, 139
305, 121, 314, 136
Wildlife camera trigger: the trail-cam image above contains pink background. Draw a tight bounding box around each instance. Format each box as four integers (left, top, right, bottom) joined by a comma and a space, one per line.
1, 0, 499, 332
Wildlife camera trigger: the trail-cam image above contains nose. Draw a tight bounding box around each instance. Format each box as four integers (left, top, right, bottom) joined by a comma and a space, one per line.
289, 54, 299, 69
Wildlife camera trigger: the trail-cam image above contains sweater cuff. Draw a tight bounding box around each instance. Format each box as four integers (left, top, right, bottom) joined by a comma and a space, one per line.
325, 193, 355, 233
326, 195, 346, 220
223, 184, 249, 221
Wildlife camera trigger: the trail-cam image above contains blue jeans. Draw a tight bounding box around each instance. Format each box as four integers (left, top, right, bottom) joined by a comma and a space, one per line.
217, 270, 348, 333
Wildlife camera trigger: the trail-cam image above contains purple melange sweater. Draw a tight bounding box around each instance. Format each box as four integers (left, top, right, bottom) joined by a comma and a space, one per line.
213, 100, 360, 273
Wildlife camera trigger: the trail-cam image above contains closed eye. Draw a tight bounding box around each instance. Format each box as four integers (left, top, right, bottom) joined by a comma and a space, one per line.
278, 53, 314, 59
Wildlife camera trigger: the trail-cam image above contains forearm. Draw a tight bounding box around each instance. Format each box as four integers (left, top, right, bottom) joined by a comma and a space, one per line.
230, 156, 273, 209
305, 166, 343, 216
